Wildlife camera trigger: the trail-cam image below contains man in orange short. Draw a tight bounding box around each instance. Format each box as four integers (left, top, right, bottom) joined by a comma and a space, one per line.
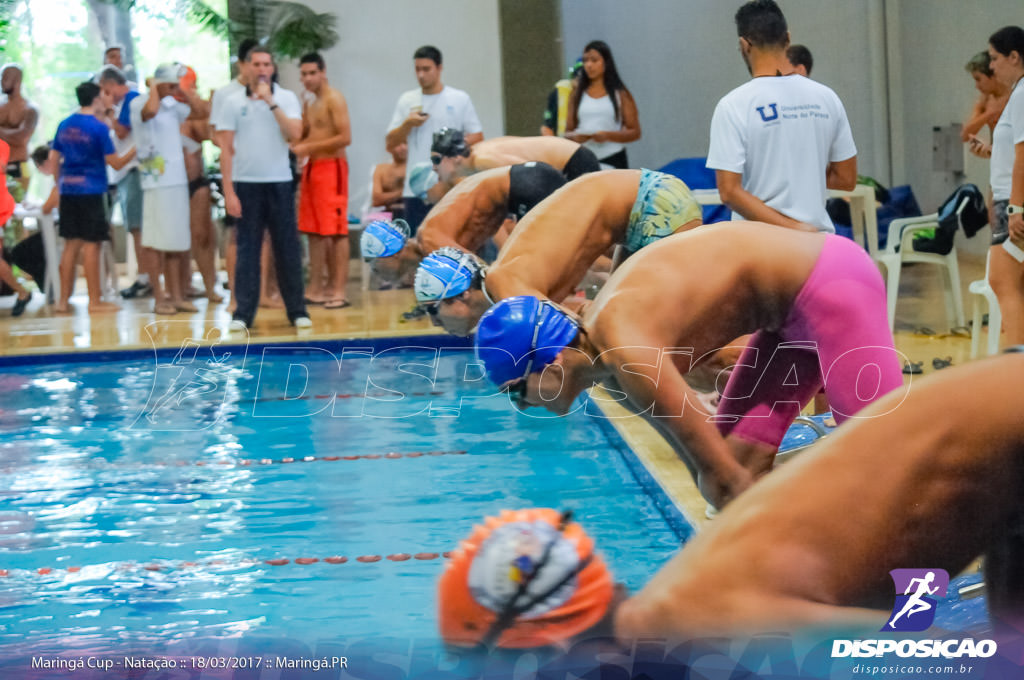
293, 52, 352, 309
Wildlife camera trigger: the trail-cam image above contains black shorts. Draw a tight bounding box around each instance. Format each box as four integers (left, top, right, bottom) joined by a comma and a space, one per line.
562, 146, 601, 181
599, 148, 629, 169
59, 194, 110, 242
507, 161, 566, 220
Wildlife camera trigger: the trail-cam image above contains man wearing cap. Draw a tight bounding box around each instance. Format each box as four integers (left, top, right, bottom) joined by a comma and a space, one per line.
440, 353, 1024, 646
129, 63, 204, 314
431, 129, 600, 193
216, 45, 310, 331
412, 168, 702, 336
360, 160, 567, 291
708, 0, 856, 232
473, 222, 902, 510
385, 45, 483, 232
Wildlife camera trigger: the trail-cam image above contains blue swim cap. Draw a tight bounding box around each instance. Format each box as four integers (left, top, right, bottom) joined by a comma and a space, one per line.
415, 247, 482, 303
474, 296, 579, 386
360, 219, 410, 260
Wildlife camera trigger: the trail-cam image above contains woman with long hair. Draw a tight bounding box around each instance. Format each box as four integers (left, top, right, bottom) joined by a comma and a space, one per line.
973, 26, 1024, 347
565, 40, 641, 169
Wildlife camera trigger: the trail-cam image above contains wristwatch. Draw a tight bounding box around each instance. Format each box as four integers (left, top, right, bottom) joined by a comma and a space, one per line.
1008, 204, 1024, 215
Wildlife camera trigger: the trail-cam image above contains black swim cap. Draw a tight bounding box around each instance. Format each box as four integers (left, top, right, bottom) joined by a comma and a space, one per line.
432, 127, 470, 158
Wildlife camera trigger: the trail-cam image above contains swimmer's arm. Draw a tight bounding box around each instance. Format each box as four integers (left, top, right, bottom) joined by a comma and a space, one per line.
825, 155, 857, 192
492, 217, 515, 250
716, 170, 814, 231
600, 340, 751, 507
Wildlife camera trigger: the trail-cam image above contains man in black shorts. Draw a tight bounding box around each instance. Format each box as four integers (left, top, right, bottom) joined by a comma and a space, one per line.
49, 81, 136, 314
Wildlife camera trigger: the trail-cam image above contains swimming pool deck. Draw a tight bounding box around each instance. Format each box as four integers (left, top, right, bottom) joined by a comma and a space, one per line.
0, 256, 988, 534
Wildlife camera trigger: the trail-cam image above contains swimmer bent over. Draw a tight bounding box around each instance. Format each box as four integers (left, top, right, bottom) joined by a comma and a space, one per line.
415, 169, 702, 335
475, 223, 903, 508
440, 352, 1024, 646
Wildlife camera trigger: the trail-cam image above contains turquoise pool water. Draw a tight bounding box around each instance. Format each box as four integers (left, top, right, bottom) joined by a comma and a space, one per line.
0, 338, 991, 679
0, 339, 688, 665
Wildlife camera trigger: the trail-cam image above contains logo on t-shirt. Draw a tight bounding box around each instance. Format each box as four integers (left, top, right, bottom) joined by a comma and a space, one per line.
756, 103, 779, 122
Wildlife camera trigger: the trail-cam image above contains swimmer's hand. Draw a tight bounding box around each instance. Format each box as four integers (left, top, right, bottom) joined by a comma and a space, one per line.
699, 468, 752, 513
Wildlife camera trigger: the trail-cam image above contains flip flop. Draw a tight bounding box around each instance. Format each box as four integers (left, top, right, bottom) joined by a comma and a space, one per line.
323, 299, 351, 310
902, 361, 923, 375
11, 293, 30, 317
949, 326, 972, 339
932, 356, 953, 370
304, 297, 324, 305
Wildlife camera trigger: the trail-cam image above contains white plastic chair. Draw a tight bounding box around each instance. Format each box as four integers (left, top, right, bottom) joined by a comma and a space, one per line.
969, 249, 1001, 358
878, 200, 968, 332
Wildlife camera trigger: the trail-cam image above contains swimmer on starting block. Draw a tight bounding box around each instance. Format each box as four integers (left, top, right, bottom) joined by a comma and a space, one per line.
360, 161, 567, 288
412, 168, 702, 336
473, 222, 903, 509
438, 351, 1024, 646
430, 128, 601, 190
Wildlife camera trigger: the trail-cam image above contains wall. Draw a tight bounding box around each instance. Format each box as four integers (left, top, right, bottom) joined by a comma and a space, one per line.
291, 0, 504, 214
890, 0, 1021, 255
559, 0, 882, 178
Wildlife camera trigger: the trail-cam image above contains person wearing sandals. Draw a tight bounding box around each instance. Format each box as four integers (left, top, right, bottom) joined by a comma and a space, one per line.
293, 52, 352, 310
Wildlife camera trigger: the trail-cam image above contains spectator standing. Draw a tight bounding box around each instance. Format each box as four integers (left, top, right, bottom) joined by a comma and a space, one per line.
962, 51, 1010, 146
0, 64, 39, 192
977, 26, 1024, 347
216, 46, 310, 331
293, 52, 352, 309
0, 139, 32, 316
385, 45, 483, 232
130, 63, 199, 315
210, 38, 258, 305
707, 0, 857, 232
786, 44, 813, 77
98, 65, 155, 300
565, 41, 641, 169
49, 81, 135, 313
178, 66, 220, 303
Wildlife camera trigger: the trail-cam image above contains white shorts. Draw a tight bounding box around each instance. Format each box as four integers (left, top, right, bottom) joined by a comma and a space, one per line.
141, 184, 190, 252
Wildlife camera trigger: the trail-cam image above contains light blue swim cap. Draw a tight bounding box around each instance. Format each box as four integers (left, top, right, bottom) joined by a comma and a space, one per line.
414, 247, 482, 304
360, 219, 410, 260
474, 296, 579, 386
409, 162, 439, 198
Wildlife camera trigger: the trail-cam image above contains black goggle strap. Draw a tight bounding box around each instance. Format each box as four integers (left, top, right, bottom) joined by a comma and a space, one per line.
480, 511, 593, 648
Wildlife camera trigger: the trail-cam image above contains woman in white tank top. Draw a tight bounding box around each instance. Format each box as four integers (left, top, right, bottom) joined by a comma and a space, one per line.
565, 40, 641, 169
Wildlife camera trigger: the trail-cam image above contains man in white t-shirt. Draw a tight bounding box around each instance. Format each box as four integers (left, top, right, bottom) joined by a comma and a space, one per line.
216, 45, 310, 331
130, 63, 198, 315
385, 45, 483, 232
707, 0, 857, 233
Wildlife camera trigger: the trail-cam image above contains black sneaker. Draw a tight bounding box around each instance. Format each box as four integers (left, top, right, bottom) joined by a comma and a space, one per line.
120, 281, 153, 299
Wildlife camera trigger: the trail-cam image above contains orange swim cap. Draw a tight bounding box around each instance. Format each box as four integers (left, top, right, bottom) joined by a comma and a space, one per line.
179, 66, 197, 91
438, 508, 615, 649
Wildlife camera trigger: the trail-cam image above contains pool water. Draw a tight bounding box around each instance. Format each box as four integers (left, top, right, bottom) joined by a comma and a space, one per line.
0, 341, 689, 661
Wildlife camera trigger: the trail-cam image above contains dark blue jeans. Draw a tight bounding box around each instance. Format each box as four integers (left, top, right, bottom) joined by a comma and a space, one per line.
232, 181, 307, 327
